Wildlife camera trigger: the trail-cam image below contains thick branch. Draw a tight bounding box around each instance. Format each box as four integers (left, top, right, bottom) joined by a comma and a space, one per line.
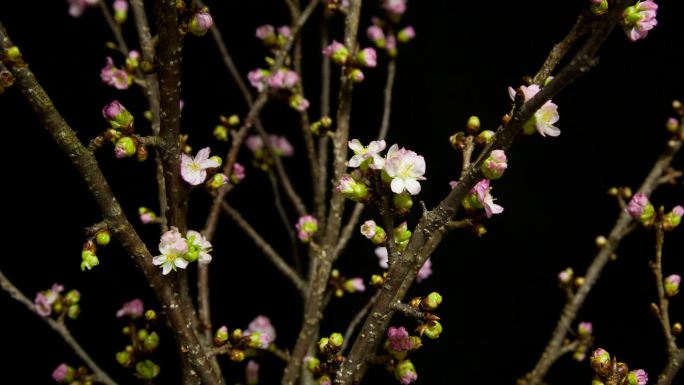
0, 24, 223, 385
0, 270, 119, 385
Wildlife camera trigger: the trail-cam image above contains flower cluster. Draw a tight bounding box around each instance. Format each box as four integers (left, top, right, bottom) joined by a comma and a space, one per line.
367, 22, 415, 58
323, 40, 377, 83
100, 51, 140, 90
625, 192, 682, 230
255, 24, 291, 49
621, 1, 658, 42
213, 316, 277, 362
590, 348, 647, 385
34, 283, 81, 320
304, 332, 346, 385
508, 84, 561, 137
115, 300, 161, 379
152, 227, 212, 275
101, 100, 152, 160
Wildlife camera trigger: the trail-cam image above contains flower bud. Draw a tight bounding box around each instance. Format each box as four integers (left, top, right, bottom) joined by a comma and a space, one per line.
318, 375, 332, 385
135, 360, 160, 379
208, 173, 229, 190
357, 48, 377, 68
393, 222, 412, 244
136, 145, 149, 162
481, 149, 507, 180
304, 356, 320, 372
590, 0, 609, 16
476, 130, 495, 145
323, 41, 349, 65
336, 174, 369, 202
393, 192, 413, 213
95, 229, 110, 246
423, 320, 442, 339
248, 332, 270, 349
256, 25, 276, 45
67, 304, 80, 319
595, 235, 607, 248
466, 115, 481, 133
246, 360, 259, 385
394, 359, 417, 385
64, 289, 81, 305
361, 220, 387, 245
590, 348, 611, 376
578, 321, 593, 337
343, 278, 366, 293
329, 332, 344, 349
144, 332, 160, 352
214, 125, 229, 141
627, 369, 648, 385
663, 206, 683, 231
421, 292, 442, 311
116, 351, 132, 367
229, 349, 245, 362
558, 267, 574, 285
115, 137, 137, 159
665, 274, 681, 297
296, 215, 319, 243
350, 68, 365, 83
52, 363, 74, 383
318, 337, 330, 352
666, 117, 679, 133
214, 326, 229, 345
673, 322, 682, 335
367, 25, 386, 47
81, 250, 100, 271
626, 193, 655, 225
289, 93, 310, 112
102, 100, 134, 131
397, 26, 416, 43
113, 0, 128, 23
188, 10, 213, 36
145, 310, 156, 321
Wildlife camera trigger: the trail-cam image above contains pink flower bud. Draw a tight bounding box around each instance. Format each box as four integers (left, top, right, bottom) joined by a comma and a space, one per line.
117, 298, 144, 318
663, 205, 683, 231
394, 359, 417, 385
626, 192, 655, 224
246, 360, 259, 385
188, 10, 213, 36
343, 278, 366, 293
578, 321, 593, 337
296, 215, 319, 242
367, 25, 386, 44
357, 48, 377, 68
481, 150, 507, 180
247, 315, 276, 342
383, 0, 407, 16
628, 369, 648, 385
387, 326, 413, 351
397, 26, 416, 43
665, 274, 681, 297
323, 40, 349, 65
255, 24, 275, 41
52, 363, 73, 383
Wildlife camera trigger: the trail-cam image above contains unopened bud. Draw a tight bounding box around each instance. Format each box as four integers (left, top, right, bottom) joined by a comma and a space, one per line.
96, 230, 110, 246
595, 235, 607, 247
229, 349, 245, 362
665, 274, 681, 297
466, 116, 481, 133
67, 305, 80, 319
114, 137, 137, 159
188, 10, 214, 37
143, 332, 160, 352
144, 310, 156, 321
329, 333, 343, 349
421, 292, 443, 311
423, 320, 442, 339
350, 68, 365, 83
214, 125, 229, 141
673, 322, 682, 335
574, 276, 585, 288
116, 351, 132, 367
135, 360, 160, 379
476, 130, 495, 145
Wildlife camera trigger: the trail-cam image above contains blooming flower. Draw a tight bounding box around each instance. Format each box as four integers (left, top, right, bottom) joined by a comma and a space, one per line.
376, 246, 389, 269
186, 230, 212, 264
462, 179, 504, 218
247, 315, 276, 342
248, 69, 268, 92
267, 69, 300, 90
296, 215, 319, 242
508, 85, 560, 137
348, 139, 386, 169
116, 298, 144, 318
34, 284, 64, 317
152, 227, 189, 275
181, 147, 220, 185
100, 57, 130, 90
387, 326, 413, 351
621, 1, 658, 42
384, 144, 426, 195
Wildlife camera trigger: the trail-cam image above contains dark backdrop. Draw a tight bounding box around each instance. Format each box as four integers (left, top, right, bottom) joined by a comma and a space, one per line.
1, 1, 683, 384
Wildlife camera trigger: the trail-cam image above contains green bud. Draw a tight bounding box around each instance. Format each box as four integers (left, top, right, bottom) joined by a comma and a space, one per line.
371, 226, 388, 245
318, 337, 329, 352
305, 357, 320, 372
423, 320, 442, 339
135, 360, 160, 379
592, 380, 605, 385
321, 116, 332, 128
80, 250, 100, 271
421, 292, 443, 311
228, 114, 240, 126
116, 351, 132, 367
393, 222, 412, 244
95, 230, 110, 246
115, 137, 137, 158
214, 326, 229, 344
329, 333, 344, 349
663, 206, 683, 231
137, 329, 149, 341
318, 375, 332, 385
65, 289, 81, 305
214, 125, 229, 141
393, 192, 413, 213
6, 46, 21, 61
144, 310, 156, 321
544, 76, 554, 87
476, 130, 495, 145
409, 336, 422, 351
466, 115, 481, 133
208, 155, 222, 168
122, 326, 131, 335
144, 332, 160, 352
231, 328, 243, 340
349, 68, 365, 83
143, 110, 153, 121
590, 0, 608, 15
67, 304, 80, 320
229, 349, 245, 362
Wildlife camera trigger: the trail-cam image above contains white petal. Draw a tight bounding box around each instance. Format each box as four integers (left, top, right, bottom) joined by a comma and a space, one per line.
196, 147, 211, 162
368, 140, 386, 153
410, 156, 426, 177
390, 178, 405, 194
199, 252, 213, 264
152, 255, 166, 266
199, 159, 220, 169
543, 125, 561, 137
507, 86, 516, 101
162, 263, 172, 275
347, 155, 363, 168
404, 179, 422, 195
348, 139, 364, 153
175, 258, 189, 269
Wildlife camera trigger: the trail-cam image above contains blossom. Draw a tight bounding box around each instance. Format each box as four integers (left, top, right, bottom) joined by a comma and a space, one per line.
348, 139, 386, 169
181, 147, 219, 185
231, 162, 246, 183
508, 85, 560, 137
113, 0, 128, 23
387, 326, 412, 351
267, 69, 300, 90
384, 144, 426, 195
361, 220, 387, 244
296, 216, 319, 242
417, 259, 433, 282
116, 298, 144, 318
626, 192, 655, 223
100, 57, 130, 90
337, 173, 369, 201
376, 246, 389, 269
383, 0, 407, 16
34, 284, 64, 317
621, 1, 658, 42
467, 179, 504, 218
246, 135, 295, 157
152, 227, 189, 275
186, 230, 212, 264
114, 136, 136, 158
248, 69, 268, 92
67, 0, 99, 18
247, 315, 276, 342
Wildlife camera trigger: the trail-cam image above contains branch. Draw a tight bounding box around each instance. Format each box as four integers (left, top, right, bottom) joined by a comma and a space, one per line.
0, 270, 119, 385
0, 23, 224, 385
337, 3, 636, 384
658, 349, 684, 385
221, 201, 307, 294
342, 291, 380, 352
268, 170, 303, 275
377, 59, 397, 141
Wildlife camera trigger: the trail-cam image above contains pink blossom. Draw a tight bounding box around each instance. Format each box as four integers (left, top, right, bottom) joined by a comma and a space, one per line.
116, 298, 144, 318
34, 292, 53, 317
357, 48, 377, 68
248, 69, 267, 92
376, 246, 389, 269
153, 227, 189, 275
232, 162, 246, 182
188, 10, 214, 36
384, 144, 426, 195
296, 215, 319, 242
361, 220, 378, 239
397, 26, 416, 43
347, 139, 386, 169
383, 0, 407, 16
578, 321, 593, 336
629, 369, 648, 385
323, 40, 349, 65
113, 0, 127, 12
395, 359, 417, 385
278, 26, 291, 38
289, 94, 310, 112
181, 147, 219, 185
367, 25, 385, 43
247, 315, 276, 342
482, 149, 507, 180
245, 135, 264, 153
343, 278, 366, 293
417, 258, 432, 282
272, 135, 294, 157
387, 326, 412, 351
255, 24, 275, 40
52, 363, 70, 382
472, 179, 504, 218
622, 1, 658, 42
508, 85, 560, 137
67, 0, 99, 18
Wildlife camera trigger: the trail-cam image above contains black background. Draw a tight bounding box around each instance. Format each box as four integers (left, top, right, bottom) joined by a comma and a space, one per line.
1, 1, 683, 384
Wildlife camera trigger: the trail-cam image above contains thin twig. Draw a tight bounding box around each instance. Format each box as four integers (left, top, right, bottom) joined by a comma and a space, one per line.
268, 170, 302, 275
342, 291, 380, 352
221, 201, 307, 294
333, 203, 365, 259
0, 270, 119, 385
377, 59, 396, 141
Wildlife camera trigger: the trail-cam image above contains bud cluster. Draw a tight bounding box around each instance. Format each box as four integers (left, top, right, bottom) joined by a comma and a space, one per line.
329, 269, 366, 298
213, 316, 277, 363
590, 348, 648, 385
304, 332, 346, 385
34, 283, 81, 320
115, 299, 161, 380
